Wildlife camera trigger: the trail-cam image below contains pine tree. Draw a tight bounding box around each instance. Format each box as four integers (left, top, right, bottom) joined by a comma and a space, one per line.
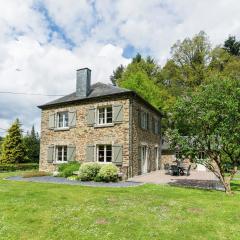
0, 119, 25, 164
23, 125, 40, 163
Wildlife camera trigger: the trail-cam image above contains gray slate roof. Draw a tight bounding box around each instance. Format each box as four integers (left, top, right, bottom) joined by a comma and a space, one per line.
39, 82, 132, 108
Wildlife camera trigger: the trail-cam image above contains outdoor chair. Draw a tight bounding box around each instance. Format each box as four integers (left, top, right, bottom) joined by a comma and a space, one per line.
170, 165, 179, 176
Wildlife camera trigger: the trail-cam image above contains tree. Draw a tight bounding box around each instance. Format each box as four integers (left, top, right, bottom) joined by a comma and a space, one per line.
23, 125, 40, 163
170, 31, 211, 87
0, 119, 25, 164
224, 36, 240, 56
110, 65, 125, 85
167, 77, 240, 194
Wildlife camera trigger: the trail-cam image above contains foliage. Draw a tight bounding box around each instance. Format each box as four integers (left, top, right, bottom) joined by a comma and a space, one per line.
167, 77, 240, 194
224, 35, 240, 56
95, 164, 119, 182
0, 119, 25, 164
110, 64, 125, 85
78, 162, 102, 181
22, 171, 49, 178
58, 161, 81, 178
67, 175, 78, 181
0, 171, 240, 239
22, 126, 40, 163
0, 163, 39, 172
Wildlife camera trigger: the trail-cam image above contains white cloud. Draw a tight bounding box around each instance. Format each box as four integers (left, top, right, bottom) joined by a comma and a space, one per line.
0, 0, 240, 135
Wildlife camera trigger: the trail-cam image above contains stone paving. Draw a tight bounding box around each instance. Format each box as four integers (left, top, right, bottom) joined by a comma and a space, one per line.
128, 170, 224, 190
6, 176, 143, 188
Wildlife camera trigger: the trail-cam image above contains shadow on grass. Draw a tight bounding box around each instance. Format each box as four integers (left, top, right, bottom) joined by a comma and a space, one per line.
169, 179, 224, 191
231, 182, 240, 192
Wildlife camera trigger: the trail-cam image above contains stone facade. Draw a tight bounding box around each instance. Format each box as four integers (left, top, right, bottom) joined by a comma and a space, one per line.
39, 95, 162, 179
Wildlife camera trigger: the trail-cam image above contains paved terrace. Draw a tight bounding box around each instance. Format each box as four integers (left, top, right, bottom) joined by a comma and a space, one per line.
128, 170, 224, 190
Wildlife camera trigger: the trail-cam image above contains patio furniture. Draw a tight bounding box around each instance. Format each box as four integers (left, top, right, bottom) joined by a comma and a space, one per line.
170, 165, 179, 176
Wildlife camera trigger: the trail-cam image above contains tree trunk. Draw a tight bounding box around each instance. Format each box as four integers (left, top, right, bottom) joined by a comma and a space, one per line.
222, 176, 232, 194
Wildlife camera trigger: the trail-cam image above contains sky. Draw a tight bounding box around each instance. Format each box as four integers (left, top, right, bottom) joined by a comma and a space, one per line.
0, 0, 240, 136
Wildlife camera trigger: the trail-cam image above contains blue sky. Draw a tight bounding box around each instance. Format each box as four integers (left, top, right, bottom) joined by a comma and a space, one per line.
0, 0, 239, 135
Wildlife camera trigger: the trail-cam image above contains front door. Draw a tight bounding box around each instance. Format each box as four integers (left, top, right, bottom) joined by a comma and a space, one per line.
141, 146, 148, 174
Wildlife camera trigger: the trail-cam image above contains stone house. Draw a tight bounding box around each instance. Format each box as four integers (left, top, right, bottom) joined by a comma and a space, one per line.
38, 68, 162, 179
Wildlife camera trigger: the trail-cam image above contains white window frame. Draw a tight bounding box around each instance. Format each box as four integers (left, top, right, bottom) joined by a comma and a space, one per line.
97, 106, 113, 125
55, 145, 68, 163
96, 144, 112, 163
57, 111, 69, 129
140, 144, 148, 174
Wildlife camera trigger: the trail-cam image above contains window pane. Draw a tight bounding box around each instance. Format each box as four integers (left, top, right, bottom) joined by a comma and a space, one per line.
106, 145, 112, 162
58, 147, 62, 161
98, 108, 105, 124
98, 145, 105, 162
63, 146, 67, 161
64, 113, 69, 127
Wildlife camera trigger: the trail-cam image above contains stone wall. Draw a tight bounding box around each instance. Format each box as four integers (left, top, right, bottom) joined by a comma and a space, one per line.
39, 96, 130, 177
130, 98, 162, 177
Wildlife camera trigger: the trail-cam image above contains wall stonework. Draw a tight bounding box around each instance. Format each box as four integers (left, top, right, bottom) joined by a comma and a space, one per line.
130, 99, 162, 177
39, 95, 162, 179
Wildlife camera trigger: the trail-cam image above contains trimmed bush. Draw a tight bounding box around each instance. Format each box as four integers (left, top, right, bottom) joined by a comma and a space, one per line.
96, 164, 119, 182
22, 171, 49, 178
0, 163, 39, 172
78, 162, 101, 181
58, 161, 81, 178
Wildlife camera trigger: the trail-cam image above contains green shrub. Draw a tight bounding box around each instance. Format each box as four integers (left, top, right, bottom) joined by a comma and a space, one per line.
67, 175, 78, 181
0, 163, 39, 172
78, 162, 102, 181
58, 161, 81, 178
96, 164, 119, 182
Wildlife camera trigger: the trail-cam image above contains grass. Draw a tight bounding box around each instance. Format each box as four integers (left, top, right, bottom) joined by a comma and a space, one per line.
22, 171, 50, 178
0, 172, 240, 240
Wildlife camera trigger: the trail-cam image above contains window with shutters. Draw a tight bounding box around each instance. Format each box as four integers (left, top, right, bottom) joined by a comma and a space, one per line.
97, 106, 112, 125
57, 112, 68, 128
142, 112, 148, 129
97, 145, 112, 163
56, 146, 67, 163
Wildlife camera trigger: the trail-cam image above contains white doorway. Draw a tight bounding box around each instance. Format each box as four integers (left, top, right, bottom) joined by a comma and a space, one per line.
154, 146, 159, 170
141, 145, 148, 174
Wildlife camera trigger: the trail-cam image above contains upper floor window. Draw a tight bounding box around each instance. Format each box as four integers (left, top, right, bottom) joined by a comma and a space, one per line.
97, 145, 112, 163
98, 106, 112, 125
57, 112, 68, 128
56, 145, 67, 163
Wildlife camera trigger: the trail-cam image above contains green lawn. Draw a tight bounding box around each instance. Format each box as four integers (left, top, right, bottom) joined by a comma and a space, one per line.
0, 172, 240, 240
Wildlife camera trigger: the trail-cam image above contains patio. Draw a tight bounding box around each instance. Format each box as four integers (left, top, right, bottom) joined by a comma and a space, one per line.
128, 170, 224, 190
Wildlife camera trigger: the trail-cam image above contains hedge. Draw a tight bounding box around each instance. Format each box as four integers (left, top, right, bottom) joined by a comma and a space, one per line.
0, 163, 39, 172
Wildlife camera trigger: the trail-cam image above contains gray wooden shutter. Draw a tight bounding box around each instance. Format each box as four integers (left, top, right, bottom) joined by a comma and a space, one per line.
113, 105, 123, 122
138, 146, 142, 175
147, 113, 150, 130
47, 145, 54, 163
67, 145, 76, 162
69, 111, 76, 128
158, 120, 161, 134
138, 109, 141, 128
112, 145, 123, 166
141, 112, 144, 129
87, 108, 95, 126
49, 113, 55, 129
86, 145, 95, 162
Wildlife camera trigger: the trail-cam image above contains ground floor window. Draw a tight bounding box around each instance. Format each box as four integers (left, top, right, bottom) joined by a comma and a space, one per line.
56, 146, 67, 163
97, 145, 112, 163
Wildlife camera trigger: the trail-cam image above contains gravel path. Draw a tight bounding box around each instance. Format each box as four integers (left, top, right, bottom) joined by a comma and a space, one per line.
6, 176, 143, 188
